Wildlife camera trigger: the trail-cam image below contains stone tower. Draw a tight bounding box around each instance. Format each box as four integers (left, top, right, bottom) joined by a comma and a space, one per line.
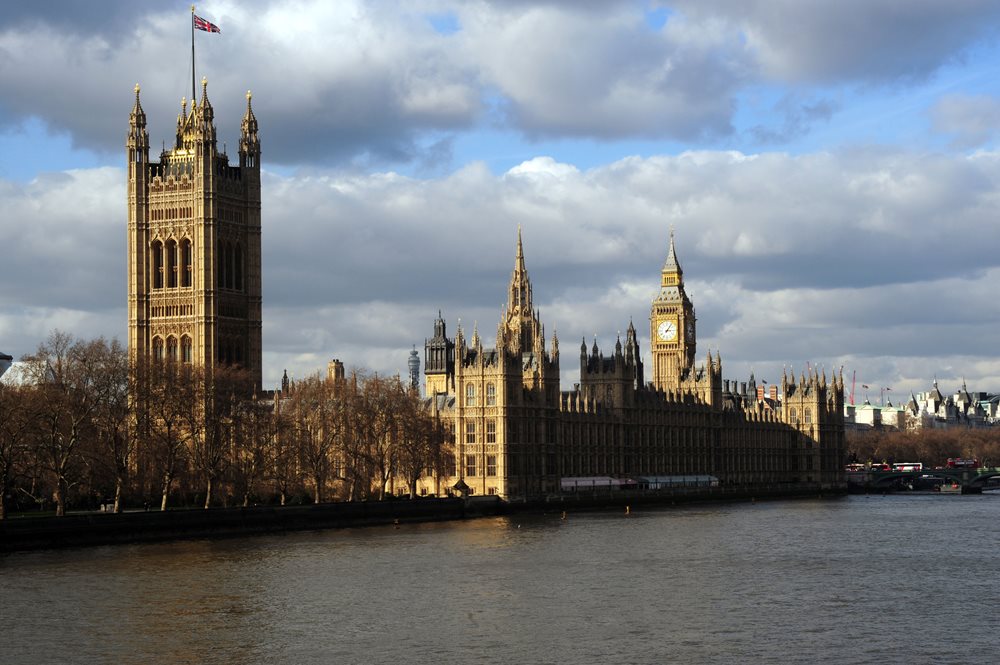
127, 80, 262, 389
407, 346, 420, 391
649, 229, 696, 391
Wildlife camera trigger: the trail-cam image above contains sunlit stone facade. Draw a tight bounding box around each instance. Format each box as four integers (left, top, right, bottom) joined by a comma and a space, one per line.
421, 230, 846, 499
126, 81, 262, 388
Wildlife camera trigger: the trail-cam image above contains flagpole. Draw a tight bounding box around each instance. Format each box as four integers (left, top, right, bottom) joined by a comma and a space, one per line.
191, 5, 196, 103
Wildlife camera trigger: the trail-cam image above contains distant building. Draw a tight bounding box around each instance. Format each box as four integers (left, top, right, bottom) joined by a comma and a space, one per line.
416, 229, 845, 499
903, 380, 991, 429
407, 347, 420, 392
0, 351, 12, 380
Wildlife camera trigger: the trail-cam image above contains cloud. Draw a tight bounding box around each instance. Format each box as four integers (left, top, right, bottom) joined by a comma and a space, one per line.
7, 0, 996, 165
4, 148, 1000, 393
458, 2, 744, 140
673, 0, 1000, 84
931, 93, 1000, 149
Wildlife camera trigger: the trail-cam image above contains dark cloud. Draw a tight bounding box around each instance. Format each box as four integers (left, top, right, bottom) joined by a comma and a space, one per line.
673, 0, 1000, 83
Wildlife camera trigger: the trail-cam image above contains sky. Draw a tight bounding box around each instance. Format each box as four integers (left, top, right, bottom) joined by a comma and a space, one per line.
2, 0, 1000, 404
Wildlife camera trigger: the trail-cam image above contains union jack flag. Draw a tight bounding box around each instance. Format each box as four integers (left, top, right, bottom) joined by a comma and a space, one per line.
193, 14, 221, 33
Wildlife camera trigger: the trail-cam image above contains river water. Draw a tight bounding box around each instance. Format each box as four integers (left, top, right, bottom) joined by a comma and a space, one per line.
3, 494, 999, 664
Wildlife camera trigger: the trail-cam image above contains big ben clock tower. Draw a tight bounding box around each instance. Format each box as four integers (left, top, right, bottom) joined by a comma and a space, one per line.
650, 229, 695, 391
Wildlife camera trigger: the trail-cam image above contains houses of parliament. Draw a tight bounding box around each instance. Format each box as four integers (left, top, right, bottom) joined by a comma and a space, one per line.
126, 83, 845, 501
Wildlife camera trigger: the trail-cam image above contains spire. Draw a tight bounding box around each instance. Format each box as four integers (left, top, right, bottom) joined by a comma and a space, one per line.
662, 225, 681, 273
581, 337, 587, 356
507, 226, 532, 311
200, 76, 211, 109
130, 84, 145, 123
241, 90, 259, 146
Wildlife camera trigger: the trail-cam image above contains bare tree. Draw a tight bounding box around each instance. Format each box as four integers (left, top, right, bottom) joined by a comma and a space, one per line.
290, 374, 342, 504
88, 340, 133, 513
268, 408, 299, 505
193, 365, 251, 508
362, 375, 405, 500
0, 378, 35, 519
23, 332, 115, 516
233, 392, 275, 507
144, 359, 198, 510
396, 393, 451, 499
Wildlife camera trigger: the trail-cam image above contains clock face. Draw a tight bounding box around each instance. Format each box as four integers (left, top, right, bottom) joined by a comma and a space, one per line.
657, 320, 678, 341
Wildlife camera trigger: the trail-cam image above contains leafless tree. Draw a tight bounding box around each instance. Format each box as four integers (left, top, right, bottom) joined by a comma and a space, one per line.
0, 377, 35, 519
88, 340, 133, 513
193, 365, 251, 508
289, 374, 342, 504
233, 392, 276, 507
22, 331, 118, 516
143, 359, 198, 510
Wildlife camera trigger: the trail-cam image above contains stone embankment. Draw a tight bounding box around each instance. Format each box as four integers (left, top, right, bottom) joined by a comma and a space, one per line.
1, 485, 844, 553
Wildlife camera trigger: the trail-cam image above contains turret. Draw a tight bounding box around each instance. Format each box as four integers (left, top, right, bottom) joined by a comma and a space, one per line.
127, 84, 149, 166
240, 90, 260, 169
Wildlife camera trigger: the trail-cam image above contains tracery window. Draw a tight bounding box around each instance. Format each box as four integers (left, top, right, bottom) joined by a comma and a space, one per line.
152, 240, 163, 289
466, 383, 476, 406
180, 239, 192, 288
486, 383, 496, 406
165, 239, 177, 288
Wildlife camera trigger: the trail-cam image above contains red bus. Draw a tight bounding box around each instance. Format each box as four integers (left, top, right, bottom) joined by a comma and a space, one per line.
946, 458, 980, 469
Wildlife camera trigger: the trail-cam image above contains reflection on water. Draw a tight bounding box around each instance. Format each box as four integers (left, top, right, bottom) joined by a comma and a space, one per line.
3, 495, 999, 664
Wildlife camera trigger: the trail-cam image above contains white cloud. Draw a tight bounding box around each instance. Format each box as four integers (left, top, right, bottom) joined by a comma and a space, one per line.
4, 147, 1000, 393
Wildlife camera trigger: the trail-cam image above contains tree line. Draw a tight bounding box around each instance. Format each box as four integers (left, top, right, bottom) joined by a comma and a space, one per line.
847, 426, 1000, 468
0, 331, 452, 519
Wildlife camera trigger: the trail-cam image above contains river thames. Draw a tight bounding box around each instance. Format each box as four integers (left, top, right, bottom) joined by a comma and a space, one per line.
3, 494, 998, 664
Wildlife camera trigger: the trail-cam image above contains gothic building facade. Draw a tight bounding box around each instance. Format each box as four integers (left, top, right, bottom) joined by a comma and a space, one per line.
127, 80, 263, 388
420, 230, 846, 499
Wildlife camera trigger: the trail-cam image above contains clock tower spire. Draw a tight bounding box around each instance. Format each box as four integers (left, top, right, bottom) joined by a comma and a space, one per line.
650, 228, 696, 391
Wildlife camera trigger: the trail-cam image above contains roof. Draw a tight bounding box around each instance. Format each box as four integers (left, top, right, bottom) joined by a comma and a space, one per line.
0, 362, 33, 387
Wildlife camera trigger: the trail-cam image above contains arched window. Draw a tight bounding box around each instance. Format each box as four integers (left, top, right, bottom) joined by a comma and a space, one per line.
486, 383, 496, 406
788, 407, 798, 424
234, 243, 243, 291
165, 239, 177, 288
181, 336, 192, 363
166, 336, 178, 361
226, 242, 235, 290
804, 407, 812, 424
152, 337, 164, 360
466, 383, 476, 406
152, 240, 163, 289
180, 239, 192, 288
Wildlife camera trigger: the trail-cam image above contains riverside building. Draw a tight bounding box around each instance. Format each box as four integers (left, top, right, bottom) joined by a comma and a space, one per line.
421, 230, 846, 499
126, 80, 263, 389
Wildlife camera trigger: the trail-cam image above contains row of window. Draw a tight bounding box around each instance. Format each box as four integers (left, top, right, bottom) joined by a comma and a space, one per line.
152, 335, 193, 363
465, 420, 497, 444
465, 382, 497, 406
151, 239, 193, 289
787, 407, 812, 424
149, 206, 193, 221
149, 239, 246, 291
465, 454, 498, 477
150, 336, 246, 365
